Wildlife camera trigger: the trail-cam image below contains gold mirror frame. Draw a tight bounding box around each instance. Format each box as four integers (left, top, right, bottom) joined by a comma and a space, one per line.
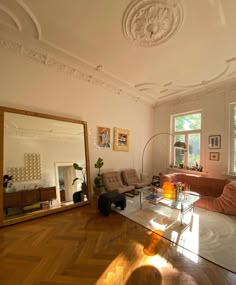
0, 106, 91, 227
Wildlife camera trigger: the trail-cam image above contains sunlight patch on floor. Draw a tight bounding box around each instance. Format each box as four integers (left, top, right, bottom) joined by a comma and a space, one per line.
176, 213, 200, 263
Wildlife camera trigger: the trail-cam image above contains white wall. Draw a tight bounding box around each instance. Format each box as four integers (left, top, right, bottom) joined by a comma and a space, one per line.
2, 37, 236, 187
0, 40, 154, 190
154, 85, 236, 178
4, 136, 84, 190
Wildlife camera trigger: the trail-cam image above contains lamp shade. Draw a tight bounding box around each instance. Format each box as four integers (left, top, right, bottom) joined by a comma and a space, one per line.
174, 141, 187, 149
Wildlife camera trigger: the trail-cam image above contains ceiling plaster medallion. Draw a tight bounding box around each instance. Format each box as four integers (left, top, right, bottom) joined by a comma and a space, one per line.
122, 0, 184, 47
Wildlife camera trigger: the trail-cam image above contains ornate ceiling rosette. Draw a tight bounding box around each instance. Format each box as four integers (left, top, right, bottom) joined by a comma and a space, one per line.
122, 0, 184, 47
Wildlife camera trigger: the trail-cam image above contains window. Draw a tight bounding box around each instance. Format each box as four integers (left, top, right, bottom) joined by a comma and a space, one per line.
172, 112, 201, 168
230, 104, 236, 173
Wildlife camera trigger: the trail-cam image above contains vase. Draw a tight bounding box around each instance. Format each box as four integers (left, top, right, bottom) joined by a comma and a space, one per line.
73, 191, 82, 203
162, 182, 175, 200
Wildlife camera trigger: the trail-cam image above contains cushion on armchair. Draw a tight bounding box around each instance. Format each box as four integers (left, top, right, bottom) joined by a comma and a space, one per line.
101, 171, 135, 194
121, 169, 151, 189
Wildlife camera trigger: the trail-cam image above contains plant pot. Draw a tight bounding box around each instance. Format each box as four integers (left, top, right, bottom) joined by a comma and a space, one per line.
73, 191, 83, 203
93, 186, 105, 196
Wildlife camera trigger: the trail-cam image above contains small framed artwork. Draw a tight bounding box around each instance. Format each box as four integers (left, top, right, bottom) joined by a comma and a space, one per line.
97, 126, 111, 148
113, 127, 130, 152
209, 152, 220, 161
209, 135, 221, 149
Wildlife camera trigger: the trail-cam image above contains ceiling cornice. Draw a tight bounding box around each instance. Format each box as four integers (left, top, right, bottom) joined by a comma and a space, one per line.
137, 56, 236, 106
0, 32, 154, 107
0, 0, 154, 106
154, 75, 236, 108
1, 0, 236, 107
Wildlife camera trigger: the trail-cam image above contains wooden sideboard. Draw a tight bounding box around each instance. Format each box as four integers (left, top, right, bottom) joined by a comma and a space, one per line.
3, 186, 57, 214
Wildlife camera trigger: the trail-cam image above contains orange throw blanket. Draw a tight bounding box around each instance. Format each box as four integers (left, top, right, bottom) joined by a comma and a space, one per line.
194, 182, 236, 215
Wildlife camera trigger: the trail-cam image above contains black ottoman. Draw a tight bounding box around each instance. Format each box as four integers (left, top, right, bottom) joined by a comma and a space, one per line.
98, 192, 126, 216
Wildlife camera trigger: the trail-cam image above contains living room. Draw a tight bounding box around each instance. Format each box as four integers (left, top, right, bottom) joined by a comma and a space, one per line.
1, 1, 236, 188
1, 0, 236, 283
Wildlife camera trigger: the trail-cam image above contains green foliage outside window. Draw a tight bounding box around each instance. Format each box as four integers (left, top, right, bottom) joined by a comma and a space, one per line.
173, 112, 201, 168
175, 113, 201, 132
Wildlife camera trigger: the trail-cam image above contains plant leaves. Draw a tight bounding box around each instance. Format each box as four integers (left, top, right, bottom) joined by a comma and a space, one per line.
72, 177, 79, 185
73, 163, 83, 171
94, 157, 104, 169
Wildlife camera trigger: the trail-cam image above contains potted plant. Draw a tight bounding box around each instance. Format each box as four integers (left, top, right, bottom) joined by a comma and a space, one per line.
94, 157, 104, 187
72, 163, 87, 202
3, 174, 14, 192
93, 157, 105, 195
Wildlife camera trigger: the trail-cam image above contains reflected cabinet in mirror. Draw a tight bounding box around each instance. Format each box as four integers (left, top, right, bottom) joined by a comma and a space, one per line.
0, 106, 91, 227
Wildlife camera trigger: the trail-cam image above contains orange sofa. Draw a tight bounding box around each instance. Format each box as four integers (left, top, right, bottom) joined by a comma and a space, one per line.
160, 173, 236, 215
194, 182, 236, 215
160, 173, 229, 197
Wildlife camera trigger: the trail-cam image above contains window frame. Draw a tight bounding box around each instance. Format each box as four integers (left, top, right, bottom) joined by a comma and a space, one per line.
171, 111, 202, 168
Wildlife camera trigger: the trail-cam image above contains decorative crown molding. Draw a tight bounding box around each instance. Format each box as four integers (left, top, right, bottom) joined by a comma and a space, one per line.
0, 0, 41, 39
136, 56, 236, 106
0, 36, 154, 106
122, 0, 184, 47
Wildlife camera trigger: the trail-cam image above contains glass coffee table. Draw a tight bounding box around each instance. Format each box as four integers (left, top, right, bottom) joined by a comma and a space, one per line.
139, 187, 200, 226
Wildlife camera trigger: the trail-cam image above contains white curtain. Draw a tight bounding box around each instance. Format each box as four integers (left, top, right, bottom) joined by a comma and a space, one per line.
63, 166, 77, 201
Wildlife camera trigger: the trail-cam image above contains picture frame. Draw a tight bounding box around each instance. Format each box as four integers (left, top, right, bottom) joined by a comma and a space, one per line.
97, 126, 111, 148
113, 127, 130, 152
209, 152, 220, 161
209, 135, 221, 149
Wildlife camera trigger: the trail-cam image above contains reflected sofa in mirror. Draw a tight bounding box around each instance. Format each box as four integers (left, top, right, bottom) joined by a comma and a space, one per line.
0, 106, 91, 227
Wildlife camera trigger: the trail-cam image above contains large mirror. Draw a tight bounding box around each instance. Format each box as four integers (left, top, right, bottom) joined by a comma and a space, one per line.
0, 106, 91, 227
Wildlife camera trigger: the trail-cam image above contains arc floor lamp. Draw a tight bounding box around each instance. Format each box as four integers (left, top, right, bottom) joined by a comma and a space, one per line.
141, 132, 187, 180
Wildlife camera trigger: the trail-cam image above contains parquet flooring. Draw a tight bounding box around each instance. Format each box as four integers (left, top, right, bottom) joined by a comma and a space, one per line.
0, 198, 235, 285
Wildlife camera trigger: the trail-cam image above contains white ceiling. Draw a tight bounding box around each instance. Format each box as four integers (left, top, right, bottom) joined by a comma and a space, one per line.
1, 0, 236, 106
4, 112, 84, 141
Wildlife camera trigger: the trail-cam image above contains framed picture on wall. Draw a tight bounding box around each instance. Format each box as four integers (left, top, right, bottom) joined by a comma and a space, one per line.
113, 127, 130, 151
209, 152, 220, 161
97, 126, 111, 148
209, 135, 221, 149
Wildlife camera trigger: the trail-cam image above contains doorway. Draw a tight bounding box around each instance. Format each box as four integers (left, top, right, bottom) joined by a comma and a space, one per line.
55, 163, 77, 203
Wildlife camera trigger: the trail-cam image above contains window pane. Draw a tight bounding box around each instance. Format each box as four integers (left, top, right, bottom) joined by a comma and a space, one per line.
188, 133, 200, 167
174, 149, 185, 166
175, 134, 185, 144
174, 134, 185, 166
175, 113, 201, 132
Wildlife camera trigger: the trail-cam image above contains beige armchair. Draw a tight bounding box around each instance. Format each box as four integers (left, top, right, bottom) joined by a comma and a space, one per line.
121, 169, 151, 189
101, 171, 135, 194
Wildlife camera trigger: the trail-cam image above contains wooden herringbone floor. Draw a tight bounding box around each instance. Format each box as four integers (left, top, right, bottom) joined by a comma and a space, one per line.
0, 198, 235, 285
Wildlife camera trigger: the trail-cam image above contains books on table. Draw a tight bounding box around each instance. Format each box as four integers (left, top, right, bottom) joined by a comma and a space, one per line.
145, 193, 162, 204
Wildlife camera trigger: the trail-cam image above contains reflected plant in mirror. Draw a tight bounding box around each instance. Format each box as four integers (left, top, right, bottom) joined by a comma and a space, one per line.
72, 163, 88, 203
3, 174, 14, 192
72, 163, 87, 194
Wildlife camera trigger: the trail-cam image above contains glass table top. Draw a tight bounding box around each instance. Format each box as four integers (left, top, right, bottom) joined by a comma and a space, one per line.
142, 188, 200, 210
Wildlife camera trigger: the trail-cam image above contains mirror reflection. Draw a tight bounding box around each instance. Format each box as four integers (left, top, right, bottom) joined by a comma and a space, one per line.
3, 111, 88, 221
56, 163, 77, 202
